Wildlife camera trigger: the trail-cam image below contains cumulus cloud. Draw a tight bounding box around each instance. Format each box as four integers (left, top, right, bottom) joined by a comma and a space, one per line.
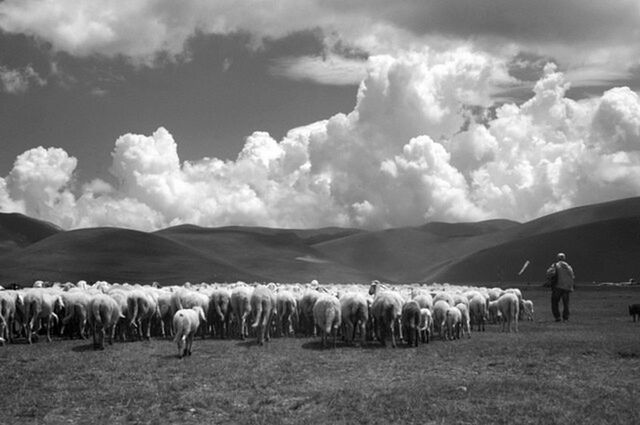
1, 0, 639, 90
3, 49, 640, 230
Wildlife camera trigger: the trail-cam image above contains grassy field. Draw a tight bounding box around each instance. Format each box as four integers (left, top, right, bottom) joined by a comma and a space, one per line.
1, 284, 639, 425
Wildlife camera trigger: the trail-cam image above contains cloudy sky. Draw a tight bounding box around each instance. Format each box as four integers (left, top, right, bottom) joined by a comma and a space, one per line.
1, 0, 640, 231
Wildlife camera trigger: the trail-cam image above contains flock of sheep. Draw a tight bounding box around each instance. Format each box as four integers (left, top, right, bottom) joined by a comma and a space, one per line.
0, 279, 534, 357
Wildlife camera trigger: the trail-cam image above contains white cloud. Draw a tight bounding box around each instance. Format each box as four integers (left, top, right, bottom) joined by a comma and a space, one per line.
0, 65, 45, 94
3, 50, 640, 230
269, 54, 368, 85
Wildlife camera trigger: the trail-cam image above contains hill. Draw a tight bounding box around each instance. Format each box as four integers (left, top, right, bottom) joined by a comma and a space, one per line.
427, 216, 640, 284
314, 197, 640, 282
0, 227, 262, 286
156, 225, 378, 284
0, 212, 61, 255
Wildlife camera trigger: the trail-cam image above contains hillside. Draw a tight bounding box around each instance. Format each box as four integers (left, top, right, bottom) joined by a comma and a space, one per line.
427, 217, 640, 283
0, 227, 262, 286
2, 197, 640, 286
312, 219, 520, 282
156, 225, 378, 284
0, 213, 61, 255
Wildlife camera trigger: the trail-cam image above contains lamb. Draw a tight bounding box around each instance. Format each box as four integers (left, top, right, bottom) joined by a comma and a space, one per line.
275, 290, 297, 337
230, 286, 252, 340
250, 285, 276, 345
209, 288, 232, 339
468, 294, 488, 332
629, 304, 640, 322
88, 293, 123, 350
369, 281, 404, 348
418, 308, 433, 343
455, 302, 471, 339
401, 300, 421, 347
443, 306, 462, 341
489, 293, 519, 332
339, 292, 369, 346
312, 294, 342, 348
173, 306, 206, 358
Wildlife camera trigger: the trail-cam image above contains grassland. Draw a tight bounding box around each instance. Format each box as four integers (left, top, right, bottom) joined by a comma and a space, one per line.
1, 284, 639, 425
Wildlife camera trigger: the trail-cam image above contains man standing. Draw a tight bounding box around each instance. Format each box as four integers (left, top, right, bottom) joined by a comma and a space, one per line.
546, 252, 575, 322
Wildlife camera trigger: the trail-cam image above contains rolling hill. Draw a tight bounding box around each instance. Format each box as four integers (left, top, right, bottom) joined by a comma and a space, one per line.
0, 227, 263, 286
0, 212, 61, 255
1, 197, 640, 286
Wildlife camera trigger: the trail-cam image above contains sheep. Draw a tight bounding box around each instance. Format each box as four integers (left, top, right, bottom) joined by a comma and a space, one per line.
339, 292, 369, 346
298, 290, 321, 336
521, 299, 534, 321
418, 308, 433, 343
275, 290, 297, 337
88, 293, 123, 350
155, 290, 174, 338
312, 294, 342, 348
173, 306, 206, 358
433, 292, 455, 306
0, 290, 21, 344
432, 300, 450, 339
443, 306, 462, 341
209, 288, 232, 339
230, 286, 252, 340
22, 289, 65, 343
250, 285, 276, 345
127, 288, 160, 340
170, 288, 209, 339
456, 303, 471, 339
401, 300, 421, 347
369, 281, 404, 348
469, 294, 488, 332
628, 304, 640, 322
489, 293, 519, 333
59, 289, 92, 339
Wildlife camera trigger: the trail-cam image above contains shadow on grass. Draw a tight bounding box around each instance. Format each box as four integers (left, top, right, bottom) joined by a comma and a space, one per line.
300, 340, 390, 351
71, 343, 99, 352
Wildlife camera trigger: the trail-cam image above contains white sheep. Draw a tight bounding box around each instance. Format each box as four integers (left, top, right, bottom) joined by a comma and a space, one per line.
89, 293, 123, 350
275, 290, 297, 337
0, 290, 21, 344
298, 290, 321, 336
489, 293, 519, 333
339, 292, 369, 346
443, 306, 462, 341
369, 281, 404, 348
230, 286, 252, 340
250, 285, 276, 345
432, 300, 450, 339
209, 288, 232, 339
468, 294, 488, 332
173, 306, 206, 358
418, 308, 433, 343
312, 294, 342, 348
521, 299, 534, 321
59, 289, 93, 339
22, 288, 65, 343
455, 302, 471, 339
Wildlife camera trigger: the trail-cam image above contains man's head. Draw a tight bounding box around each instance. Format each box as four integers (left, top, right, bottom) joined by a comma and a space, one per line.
557, 252, 566, 261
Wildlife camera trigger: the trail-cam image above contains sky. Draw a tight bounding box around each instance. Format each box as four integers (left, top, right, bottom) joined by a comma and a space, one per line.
1, 0, 640, 231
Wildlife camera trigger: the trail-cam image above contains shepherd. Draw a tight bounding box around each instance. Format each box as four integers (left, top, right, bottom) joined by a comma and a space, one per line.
545, 252, 575, 322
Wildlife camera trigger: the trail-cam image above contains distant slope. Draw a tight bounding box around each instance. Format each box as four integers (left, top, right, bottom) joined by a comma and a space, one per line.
428, 217, 640, 283
156, 225, 379, 284
0, 213, 61, 255
313, 219, 519, 282
0, 227, 263, 287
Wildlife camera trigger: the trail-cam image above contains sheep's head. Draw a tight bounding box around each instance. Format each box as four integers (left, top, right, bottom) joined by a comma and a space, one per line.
368, 280, 379, 296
